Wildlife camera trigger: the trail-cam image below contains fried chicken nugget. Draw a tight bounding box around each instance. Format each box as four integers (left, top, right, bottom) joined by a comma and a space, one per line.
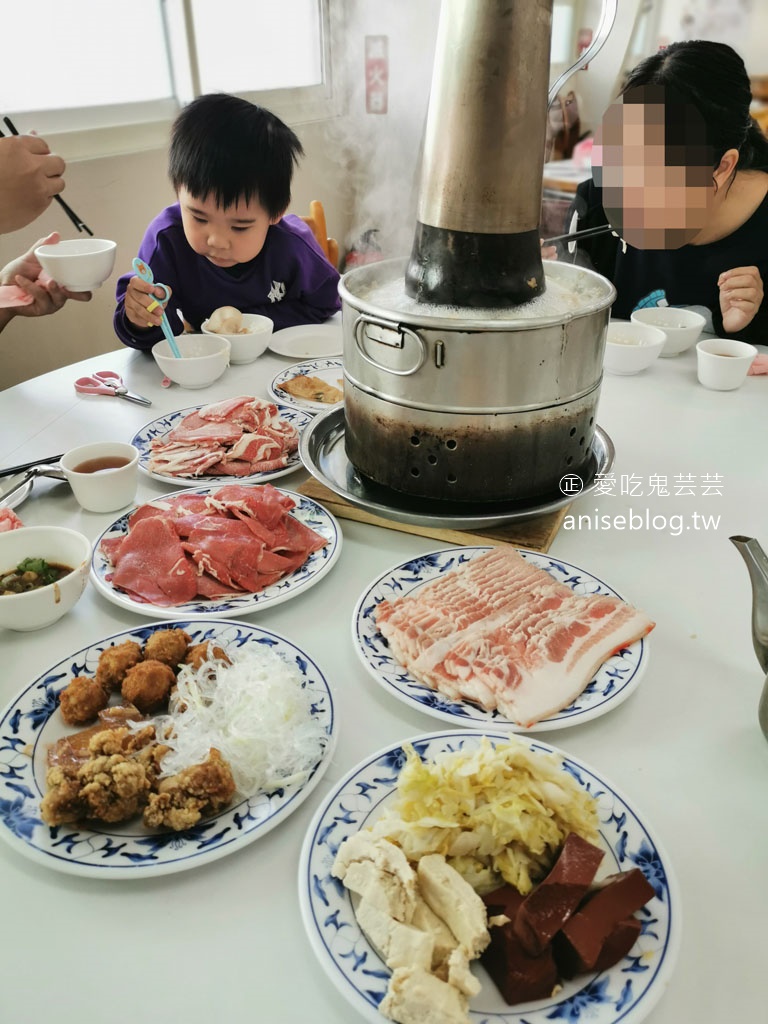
41, 727, 159, 826
144, 628, 192, 668
121, 660, 176, 714
184, 641, 232, 671
143, 748, 236, 831
95, 640, 143, 692
59, 676, 109, 726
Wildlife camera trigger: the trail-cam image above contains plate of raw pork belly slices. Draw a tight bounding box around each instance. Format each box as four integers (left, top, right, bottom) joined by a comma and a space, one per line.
299, 729, 680, 1024
131, 396, 312, 487
91, 484, 342, 618
0, 619, 337, 878
353, 546, 654, 732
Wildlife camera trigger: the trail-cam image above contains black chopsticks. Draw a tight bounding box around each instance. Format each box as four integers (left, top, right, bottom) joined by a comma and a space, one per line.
0, 454, 64, 479
1, 116, 93, 236
541, 224, 614, 247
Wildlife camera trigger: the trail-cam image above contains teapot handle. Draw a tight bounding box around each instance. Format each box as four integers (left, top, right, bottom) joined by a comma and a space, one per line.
548, 0, 618, 108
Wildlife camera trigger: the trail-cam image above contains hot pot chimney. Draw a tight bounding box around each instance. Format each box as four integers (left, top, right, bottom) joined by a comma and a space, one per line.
405, 0, 554, 308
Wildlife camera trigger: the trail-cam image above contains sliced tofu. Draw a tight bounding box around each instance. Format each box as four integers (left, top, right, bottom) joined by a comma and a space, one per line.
356, 897, 434, 970
411, 895, 460, 969
416, 854, 490, 957
380, 966, 470, 1024
332, 832, 417, 922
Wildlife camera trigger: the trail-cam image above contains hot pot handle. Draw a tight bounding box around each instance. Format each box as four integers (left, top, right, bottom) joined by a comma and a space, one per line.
547, 0, 617, 107
353, 314, 428, 376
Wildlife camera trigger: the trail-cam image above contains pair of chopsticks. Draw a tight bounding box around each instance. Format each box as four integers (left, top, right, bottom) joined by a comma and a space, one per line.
0, 453, 64, 479
541, 224, 613, 247
0, 116, 93, 236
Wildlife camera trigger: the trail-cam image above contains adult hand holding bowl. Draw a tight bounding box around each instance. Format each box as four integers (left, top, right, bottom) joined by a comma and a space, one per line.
34, 237, 117, 291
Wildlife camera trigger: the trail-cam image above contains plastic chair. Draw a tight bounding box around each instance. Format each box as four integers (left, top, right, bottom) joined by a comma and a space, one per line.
300, 200, 339, 268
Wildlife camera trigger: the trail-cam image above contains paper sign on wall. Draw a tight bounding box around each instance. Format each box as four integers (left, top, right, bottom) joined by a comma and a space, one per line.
365, 35, 389, 114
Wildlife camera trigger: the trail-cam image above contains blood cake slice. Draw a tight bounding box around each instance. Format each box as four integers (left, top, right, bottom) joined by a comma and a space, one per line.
374, 548, 654, 727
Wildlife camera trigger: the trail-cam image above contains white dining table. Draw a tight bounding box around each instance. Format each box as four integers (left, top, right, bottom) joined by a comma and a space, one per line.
0, 332, 766, 1024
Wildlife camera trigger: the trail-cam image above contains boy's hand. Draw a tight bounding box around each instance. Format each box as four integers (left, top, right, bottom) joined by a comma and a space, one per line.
718, 266, 763, 334
125, 275, 170, 329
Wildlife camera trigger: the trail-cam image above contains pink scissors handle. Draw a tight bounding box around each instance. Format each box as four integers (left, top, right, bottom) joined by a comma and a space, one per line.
74, 374, 117, 396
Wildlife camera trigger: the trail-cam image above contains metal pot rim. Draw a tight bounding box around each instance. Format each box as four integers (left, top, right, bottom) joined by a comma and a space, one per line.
339, 257, 616, 331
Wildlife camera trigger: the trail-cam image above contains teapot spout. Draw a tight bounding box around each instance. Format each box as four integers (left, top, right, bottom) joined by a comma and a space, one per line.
730, 535, 768, 674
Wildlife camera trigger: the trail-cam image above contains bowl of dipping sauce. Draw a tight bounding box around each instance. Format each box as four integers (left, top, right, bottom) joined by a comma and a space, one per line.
34, 239, 117, 291
603, 321, 666, 375
696, 338, 757, 391
152, 334, 230, 388
0, 526, 91, 631
630, 307, 706, 357
60, 442, 139, 512
201, 313, 273, 364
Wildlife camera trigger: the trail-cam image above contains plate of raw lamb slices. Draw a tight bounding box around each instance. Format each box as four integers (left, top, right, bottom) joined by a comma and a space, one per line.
131, 396, 312, 487
353, 546, 654, 733
91, 483, 342, 618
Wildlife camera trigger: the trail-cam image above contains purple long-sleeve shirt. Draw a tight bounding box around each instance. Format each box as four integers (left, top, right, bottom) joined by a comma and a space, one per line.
114, 204, 341, 349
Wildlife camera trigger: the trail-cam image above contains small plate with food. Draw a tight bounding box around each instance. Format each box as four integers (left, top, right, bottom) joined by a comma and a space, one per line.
131, 396, 312, 486
91, 483, 342, 618
268, 320, 343, 359
352, 546, 652, 732
268, 358, 344, 413
299, 729, 679, 1024
0, 619, 337, 878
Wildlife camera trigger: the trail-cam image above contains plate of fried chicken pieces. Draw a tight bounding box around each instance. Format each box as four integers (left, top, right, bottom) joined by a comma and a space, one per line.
0, 619, 336, 877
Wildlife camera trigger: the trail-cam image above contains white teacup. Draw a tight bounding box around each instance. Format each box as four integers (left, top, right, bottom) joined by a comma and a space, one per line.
696, 338, 757, 391
60, 442, 139, 512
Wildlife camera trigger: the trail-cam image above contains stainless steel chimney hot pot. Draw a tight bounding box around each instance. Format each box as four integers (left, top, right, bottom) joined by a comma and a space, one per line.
339, 0, 619, 506
341, 259, 615, 503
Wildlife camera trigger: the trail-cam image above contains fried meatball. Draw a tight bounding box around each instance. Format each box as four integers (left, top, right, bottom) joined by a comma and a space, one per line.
121, 660, 176, 714
143, 629, 192, 668
95, 640, 143, 692
184, 641, 232, 671
59, 676, 109, 726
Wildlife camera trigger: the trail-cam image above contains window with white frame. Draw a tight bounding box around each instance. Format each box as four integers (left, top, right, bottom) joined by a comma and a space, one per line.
2, 0, 334, 151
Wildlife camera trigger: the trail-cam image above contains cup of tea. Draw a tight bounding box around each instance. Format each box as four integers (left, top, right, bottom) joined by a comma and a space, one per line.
695, 338, 757, 391
60, 442, 139, 512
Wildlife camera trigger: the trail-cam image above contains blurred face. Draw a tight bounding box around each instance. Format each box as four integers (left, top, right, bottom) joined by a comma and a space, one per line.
592, 87, 713, 249
178, 187, 281, 267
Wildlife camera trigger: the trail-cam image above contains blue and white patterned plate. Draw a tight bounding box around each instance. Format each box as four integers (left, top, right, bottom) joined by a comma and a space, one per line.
268, 358, 344, 413
132, 403, 312, 486
0, 619, 337, 878
353, 547, 649, 733
299, 730, 680, 1024
91, 485, 342, 619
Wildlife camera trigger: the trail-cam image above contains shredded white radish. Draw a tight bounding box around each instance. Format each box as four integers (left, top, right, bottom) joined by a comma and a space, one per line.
150, 649, 327, 793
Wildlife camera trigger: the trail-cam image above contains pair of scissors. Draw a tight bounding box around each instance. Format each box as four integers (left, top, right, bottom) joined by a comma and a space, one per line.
74, 370, 152, 406
132, 257, 183, 358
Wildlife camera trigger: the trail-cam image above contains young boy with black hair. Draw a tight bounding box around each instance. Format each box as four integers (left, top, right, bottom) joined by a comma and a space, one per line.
114, 94, 340, 349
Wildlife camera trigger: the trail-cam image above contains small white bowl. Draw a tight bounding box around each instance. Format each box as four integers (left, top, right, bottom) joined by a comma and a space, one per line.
152, 334, 230, 388
34, 238, 117, 291
696, 337, 757, 391
201, 313, 273, 364
630, 307, 706, 357
60, 441, 139, 512
0, 526, 91, 631
603, 321, 666, 375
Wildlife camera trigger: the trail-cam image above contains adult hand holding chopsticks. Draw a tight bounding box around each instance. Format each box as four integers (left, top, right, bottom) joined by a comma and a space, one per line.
0, 134, 65, 233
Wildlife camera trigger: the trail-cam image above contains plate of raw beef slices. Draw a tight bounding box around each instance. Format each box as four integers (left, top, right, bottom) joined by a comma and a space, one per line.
132, 396, 312, 487
91, 483, 342, 618
352, 546, 653, 732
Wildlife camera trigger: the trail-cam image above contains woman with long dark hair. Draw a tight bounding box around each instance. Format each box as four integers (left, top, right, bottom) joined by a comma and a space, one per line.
572, 40, 768, 342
